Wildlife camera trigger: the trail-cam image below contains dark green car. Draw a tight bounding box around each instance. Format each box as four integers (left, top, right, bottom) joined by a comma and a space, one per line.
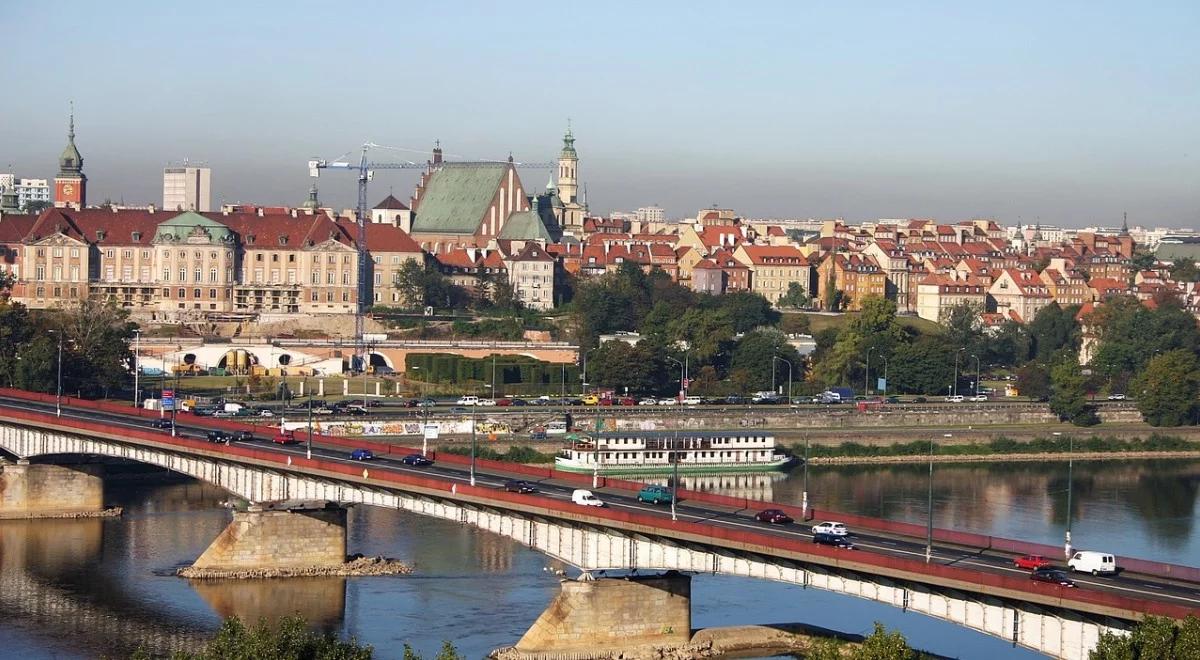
637, 485, 674, 505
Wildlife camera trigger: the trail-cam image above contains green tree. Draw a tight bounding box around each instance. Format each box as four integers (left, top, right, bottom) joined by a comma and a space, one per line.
1088, 295, 1200, 378
1027, 302, 1081, 362
854, 622, 918, 660
984, 320, 1031, 367
889, 336, 953, 395
1049, 357, 1097, 426
0, 300, 35, 387
1090, 615, 1200, 660
587, 341, 661, 395
14, 335, 57, 393
730, 329, 803, 392
175, 615, 374, 659
1131, 350, 1200, 426
1169, 257, 1200, 283
1129, 249, 1157, 274
1016, 362, 1051, 400
939, 301, 985, 358
22, 199, 51, 214
815, 296, 904, 387
716, 291, 778, 333
777, 281, 811, 309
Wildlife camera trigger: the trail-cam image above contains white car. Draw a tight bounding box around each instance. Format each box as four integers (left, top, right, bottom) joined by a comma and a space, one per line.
658, 398, 679, 406
571, 489, 604, 507
457, 395, 479, 406
945, 395, 965, 403
1107, 393, 1126, 401
970, 395, 988, 402
478, 399, 497, 407
811, 521, 849, 536
682, 396, 702, 406
638, 398, 658, 406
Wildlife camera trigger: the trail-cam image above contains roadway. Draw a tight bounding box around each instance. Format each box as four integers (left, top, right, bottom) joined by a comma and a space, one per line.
0, 394, 1194, 611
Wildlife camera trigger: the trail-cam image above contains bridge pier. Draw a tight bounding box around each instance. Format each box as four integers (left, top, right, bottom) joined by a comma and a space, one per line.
191, 502, 347, 572
514, 572, 692, 656
0, 461, 105, 518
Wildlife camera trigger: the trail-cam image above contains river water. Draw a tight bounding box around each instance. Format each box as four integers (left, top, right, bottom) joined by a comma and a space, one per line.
2, 458, 1197, 660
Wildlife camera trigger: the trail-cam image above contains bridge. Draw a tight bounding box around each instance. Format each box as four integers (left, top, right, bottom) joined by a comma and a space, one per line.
0, 389, 1197, 659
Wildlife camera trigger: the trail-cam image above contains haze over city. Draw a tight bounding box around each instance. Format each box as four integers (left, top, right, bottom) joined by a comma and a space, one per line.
2, 1, 1197, 227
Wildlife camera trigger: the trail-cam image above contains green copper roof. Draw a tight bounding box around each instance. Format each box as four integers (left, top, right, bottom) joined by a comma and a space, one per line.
154, 211, 234, 243
410, 163, 508, 235
499, 207, 554, 241
58, 113, 83, 177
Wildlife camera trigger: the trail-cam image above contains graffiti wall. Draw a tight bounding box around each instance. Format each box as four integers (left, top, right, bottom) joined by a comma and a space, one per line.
279, 419, 511, 437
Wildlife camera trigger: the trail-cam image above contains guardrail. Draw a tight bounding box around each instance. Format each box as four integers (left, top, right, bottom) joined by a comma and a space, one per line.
2, 401, 1196, 622
0, 387, 1196, 587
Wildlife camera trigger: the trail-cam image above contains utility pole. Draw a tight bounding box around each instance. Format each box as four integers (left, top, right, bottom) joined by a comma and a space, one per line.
133, 329, 141, 409
670, 427, 681, 522
1064, 433, 1074, 559
953, 348, 966, 397
879, 355, 889, 397
171, 362, 180, 436
55, 330, 63, 417
972, 354, 981, 397
306, 375, 314, 460
469, 391, 478, 487
802, 437, 810, 520
925, 437, 935, 563
865, 346, 875, 396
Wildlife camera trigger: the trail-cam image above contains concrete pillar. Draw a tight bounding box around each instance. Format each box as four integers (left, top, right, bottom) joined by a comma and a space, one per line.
516, 573, 691, 653
375, 382, 381, 397
342, 380, 349, 396
298, 380, 306, 397
0, 463, 105, 518
394, 382, 401, 395
191, 504, 347, 571
318, 379, 325, 397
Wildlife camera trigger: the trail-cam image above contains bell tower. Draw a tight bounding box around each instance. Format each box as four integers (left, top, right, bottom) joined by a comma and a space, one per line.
54, 105, 86, 208
557, 122, 578, 205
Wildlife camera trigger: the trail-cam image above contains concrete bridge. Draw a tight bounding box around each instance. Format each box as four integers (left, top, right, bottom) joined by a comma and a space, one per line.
1, 390, 1197, 659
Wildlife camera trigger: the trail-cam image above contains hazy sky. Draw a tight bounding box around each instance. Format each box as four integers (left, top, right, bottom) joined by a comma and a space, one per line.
3, 2, 1198, 227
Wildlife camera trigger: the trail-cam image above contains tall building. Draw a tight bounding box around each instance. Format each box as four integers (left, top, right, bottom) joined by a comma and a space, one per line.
163, 166, 212, 212
636, 205, 665, 224
15, 179, 50, 210
551, 125, 587, 232
53, 110, 86, 208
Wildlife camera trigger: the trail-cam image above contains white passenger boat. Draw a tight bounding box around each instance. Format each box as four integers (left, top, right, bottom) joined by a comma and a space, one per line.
554, 431, 796, 475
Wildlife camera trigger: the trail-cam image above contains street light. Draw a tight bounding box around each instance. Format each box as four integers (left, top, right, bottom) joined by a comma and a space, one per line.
970, 354, 981, 397
925, 435, 936, 563
952, 348, 966, 397
878, 355, 889, 397
801, 437, 810, 519
666, 356, 684, 406
306, 375, 314, 460
773, 356, 793, 404
133, 329, 141, 410
1062, 432, 1074, 559
470, 389, 478, 487
865, 346, 875, 396
670, 427, 681, 522
53, 330, 63, 417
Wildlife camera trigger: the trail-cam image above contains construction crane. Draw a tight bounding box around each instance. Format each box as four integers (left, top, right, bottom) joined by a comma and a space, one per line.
307, 142, 553, 347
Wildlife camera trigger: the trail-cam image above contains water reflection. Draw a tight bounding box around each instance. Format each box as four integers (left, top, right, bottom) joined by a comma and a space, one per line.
640, 472, 788, 500
189, 577, 346, 630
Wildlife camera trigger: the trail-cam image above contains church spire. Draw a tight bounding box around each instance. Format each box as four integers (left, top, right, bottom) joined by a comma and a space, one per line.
58, 102, 83, 177
1121, 211, 1129, 234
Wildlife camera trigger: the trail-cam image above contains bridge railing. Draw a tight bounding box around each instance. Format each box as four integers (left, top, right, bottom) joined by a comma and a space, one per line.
3, 402, 1198, 622
3, 387, 1199, 585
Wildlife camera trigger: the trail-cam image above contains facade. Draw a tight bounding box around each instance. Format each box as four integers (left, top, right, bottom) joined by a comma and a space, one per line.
915, 274, 988, 322
988, 269, 1053, 323
53, 113, 86, 209
162, 166, 212, 212
371, 194, 412, 232
733, 244, 810, 304
1040, 268, 1089, 307
690, 259, 723, 295
408, 162, 532, 252
15, 179, 51, 211
553, 127, 587, 233
361, 222, 425, 306
816, 253, 886, 311
506, 242, 555, 310
636, 206, 665, 224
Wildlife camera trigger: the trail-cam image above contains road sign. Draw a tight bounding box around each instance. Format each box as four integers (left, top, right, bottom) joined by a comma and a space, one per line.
877, 377, 887, 392
162, 389, 175, 410
423, 424, 439, 440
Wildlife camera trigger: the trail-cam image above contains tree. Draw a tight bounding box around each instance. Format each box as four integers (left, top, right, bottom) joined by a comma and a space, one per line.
1049, 357, 1097, 426
985, 320, 1031, 368
814, 296, 904, 387
1131, 350, 1200, 426
889, 336, 954, 395
730, 329, 803, 393
1016, 363, 1051, 400
777, 281, 811, 309
855, 622, 918, 660
488, 279, 522, 312
13, 335, 57, 393
939, 301, 985, 358
587, 341, 661, 395
779, 313, 812, 336
716, 291, 778, 333
174, 615, 375, 659
1027, 302, 1081, 362
1090, 615, 1200, 660
22, 199, 51, 214
1087, 295, 1200, 378
1169, 257, 1200, 283
0, 300, 35, 387
1129, 249, 1157, 274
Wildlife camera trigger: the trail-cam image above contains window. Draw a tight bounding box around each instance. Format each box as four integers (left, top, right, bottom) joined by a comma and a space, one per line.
210, 252, 217, 259
287, 269, 296, 284
194, 251, 201, 259
256, 253, 263, 262
311, 291, 318, 302
392, 256, 400, 264
178, 250, 186, 258
288, 254, 295, 263
35, 286, 44, 297
326, 291, 333, 302
327, 272, 334, 284
342, 291, 349, 302
140, 266, 149, 281
374, 273, 381, 285
71, 248, 80, 258
254, 268, 263, 282
178, 288, 186, 298
53, 286, 61, 297
342, 272, 350, 285
179, 266, 186, 281
36, 248, 45, 257
71, 266, 80, 281
53, 247, 62, 257
102, 265, 112, 280
142, 250, 149, 258
327, 255, 335, 264
210, 268, 218, 283
209, 288, 217, 299
123, 250, 132, 258
311, 272, 319, 284
193, 288, 201, 298
35, 265, 45, 280
194, 268, 202, 283
122, 265, 132, 280
343, 255, 350, 264
162, 288, 169, 296
163, 269, 170, 282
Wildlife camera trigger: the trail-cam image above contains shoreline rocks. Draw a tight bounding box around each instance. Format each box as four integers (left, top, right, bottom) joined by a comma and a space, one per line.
177, 555, 413, 580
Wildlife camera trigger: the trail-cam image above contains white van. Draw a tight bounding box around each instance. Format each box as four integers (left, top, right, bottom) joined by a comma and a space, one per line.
1068, 551, 1118, 576
457, 395, 479, 406
546, 421, 568, 435
682, 396, 702, 406
571, 489, 604, 507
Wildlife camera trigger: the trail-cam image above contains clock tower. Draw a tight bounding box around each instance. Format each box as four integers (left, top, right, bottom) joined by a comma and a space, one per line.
54, 108, 86, 208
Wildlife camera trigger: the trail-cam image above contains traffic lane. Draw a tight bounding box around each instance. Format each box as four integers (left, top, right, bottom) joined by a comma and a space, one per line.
2, 398, 1195, 602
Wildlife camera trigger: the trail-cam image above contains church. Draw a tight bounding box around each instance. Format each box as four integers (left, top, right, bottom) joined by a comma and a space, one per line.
403, 127, 587, 252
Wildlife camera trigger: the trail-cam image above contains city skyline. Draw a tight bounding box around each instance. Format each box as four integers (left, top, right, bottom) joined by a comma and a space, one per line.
2, 2, 1198, 228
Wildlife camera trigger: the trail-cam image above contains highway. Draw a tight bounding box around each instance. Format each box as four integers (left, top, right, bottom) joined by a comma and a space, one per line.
1, 394, 1195, 611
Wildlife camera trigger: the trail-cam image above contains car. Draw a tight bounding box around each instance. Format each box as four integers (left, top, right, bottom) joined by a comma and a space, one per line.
400, 454, 433, 466
478, 399, 497, 407
970, 394, 989, 402
581, 394, 600, 405
233, 430, 254, 442
1014, 554, 1052, 570
1068, 551, 1118, 576
638, 398, 659, 406
812, 532, 855, 548
617, 397, 637, 406
884, 396, 901, 404
205, 430, 232, 443
1031, 568, 1076, 587
509, 399, 528, 407
571, 489, 604, 507
681, 396, 702, 406
350, 448, 374, 461
752, 395, 781, 405
191, 407, 216, 417
212, 410, 237, 418
912, 396, 928, 403
417, 398, 438, 407
341, 406, 368, 416
725, 395, 749, 405
811, 521, 849, 536
657, 398, 679, 406
274, 429, 299, 445
1107, 393, 1127, 401
403, 398, 420, 408
449, 406, 468, 413
754, 509, 793, 524
945, 395, 965, 403
637, 485, 674, 505
149, 418, 174, 430
373, 366, 394, 375
504, 479, 537, 493
364, 399, 382, 407
313, 406, 335, 415
457, 395, 480, 406
495, 398, 513, 407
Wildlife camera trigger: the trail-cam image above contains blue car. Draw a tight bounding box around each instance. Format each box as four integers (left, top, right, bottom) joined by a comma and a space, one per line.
350, 448, 374, 461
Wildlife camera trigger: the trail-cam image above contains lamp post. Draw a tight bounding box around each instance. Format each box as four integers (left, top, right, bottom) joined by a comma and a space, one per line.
971, 354, 981, 397
171, 360, 180, 436
670, 427, 681, 522
773, 356, 793, 404
491, 354, 497, 398
802, 437, 810, 519
879, 355, 889, 397
133, 329, 141, 410
306, 375, 314, 460
159, 368, 166, 420
1063, 432, 1074, 559
361, 342, 371, 409
865, 346, 875, 396
925, 436, 936, 563
54, 330, 63, 417
469, 390, 478, 487
953, 348, 966, 397
666, 356, 684, 406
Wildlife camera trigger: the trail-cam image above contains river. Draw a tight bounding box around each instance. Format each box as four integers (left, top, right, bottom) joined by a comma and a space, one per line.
1, 458, 1196, 660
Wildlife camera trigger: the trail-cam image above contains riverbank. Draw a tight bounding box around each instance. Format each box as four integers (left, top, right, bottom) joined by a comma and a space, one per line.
808, 450, 1200, 465
0, 506, 123, 520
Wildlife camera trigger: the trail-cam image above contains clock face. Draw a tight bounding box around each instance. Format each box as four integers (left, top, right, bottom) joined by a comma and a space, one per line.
62, 184, 74, 196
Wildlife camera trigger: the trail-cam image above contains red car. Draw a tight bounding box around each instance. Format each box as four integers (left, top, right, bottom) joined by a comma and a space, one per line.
495, 398, 513, 407
754, 509, 793, 525
1014, 555, 1052, 570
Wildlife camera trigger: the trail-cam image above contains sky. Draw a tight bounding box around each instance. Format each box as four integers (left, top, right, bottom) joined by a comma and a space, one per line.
2, 1, 1198, 228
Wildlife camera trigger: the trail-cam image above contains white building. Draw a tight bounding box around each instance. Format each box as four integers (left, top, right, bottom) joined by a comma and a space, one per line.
636, 205, 665, 224
162, 166, 212, 212
15, 178, 50, 210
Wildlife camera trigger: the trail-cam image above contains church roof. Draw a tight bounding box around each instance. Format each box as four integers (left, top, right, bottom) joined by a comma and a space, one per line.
154, 211, 235, 243
499, 208, 554, 242
373, 194, 409, 211
411, 163, 509, 235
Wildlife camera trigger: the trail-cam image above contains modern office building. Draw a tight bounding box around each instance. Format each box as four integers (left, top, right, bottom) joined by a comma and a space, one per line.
163, 166, 212, 212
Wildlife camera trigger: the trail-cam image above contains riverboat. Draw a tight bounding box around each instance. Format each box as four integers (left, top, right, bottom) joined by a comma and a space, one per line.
554, 431, 796, 475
